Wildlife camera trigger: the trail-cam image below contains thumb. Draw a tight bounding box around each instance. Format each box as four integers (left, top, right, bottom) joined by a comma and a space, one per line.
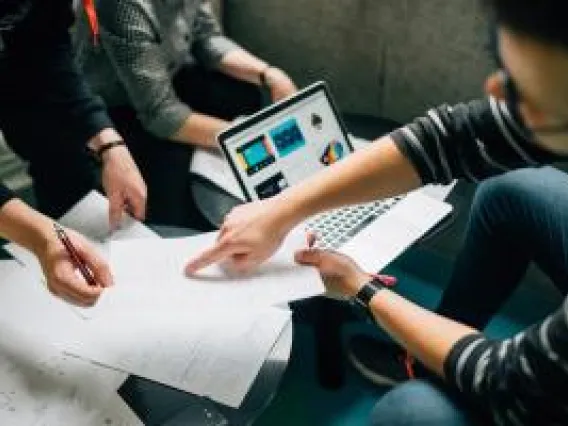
294, 248, 323, 267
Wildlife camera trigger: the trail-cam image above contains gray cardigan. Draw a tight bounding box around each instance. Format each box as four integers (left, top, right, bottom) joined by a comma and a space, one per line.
75, 0, 240, 138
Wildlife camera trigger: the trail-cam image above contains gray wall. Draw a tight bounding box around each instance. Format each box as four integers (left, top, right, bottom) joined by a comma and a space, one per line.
224, 0, 494, 123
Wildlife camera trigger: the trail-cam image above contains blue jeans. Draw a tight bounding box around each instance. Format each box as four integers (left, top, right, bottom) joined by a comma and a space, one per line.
370, 380, 478, 426
371, 166, 568, 425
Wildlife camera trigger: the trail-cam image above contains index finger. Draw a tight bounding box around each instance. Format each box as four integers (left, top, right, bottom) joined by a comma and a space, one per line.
184, 239, 241, 275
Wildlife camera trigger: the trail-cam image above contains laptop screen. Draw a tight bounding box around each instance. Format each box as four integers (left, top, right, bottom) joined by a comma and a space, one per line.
219, 83, 352, 201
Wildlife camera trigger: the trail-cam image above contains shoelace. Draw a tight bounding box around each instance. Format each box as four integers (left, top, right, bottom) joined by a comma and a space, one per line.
83, 0, 99, 45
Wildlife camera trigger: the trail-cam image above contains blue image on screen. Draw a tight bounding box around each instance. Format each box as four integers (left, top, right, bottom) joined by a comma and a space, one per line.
243, 140, 269, 167
269, 118, 306, 157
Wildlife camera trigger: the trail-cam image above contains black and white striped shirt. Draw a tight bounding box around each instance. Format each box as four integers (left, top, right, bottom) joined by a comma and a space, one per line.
392, 97, 567, 425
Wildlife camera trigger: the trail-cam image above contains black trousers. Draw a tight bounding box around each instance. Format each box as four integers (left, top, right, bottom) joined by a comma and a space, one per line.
109, 66, 262, 229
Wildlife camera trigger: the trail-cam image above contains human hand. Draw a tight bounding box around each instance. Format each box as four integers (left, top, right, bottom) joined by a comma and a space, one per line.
101, 145, 147, 230
185, 197, 295, 275
35, 228, 113, 306
294, 233, 370, 298
264, 67, 298, 102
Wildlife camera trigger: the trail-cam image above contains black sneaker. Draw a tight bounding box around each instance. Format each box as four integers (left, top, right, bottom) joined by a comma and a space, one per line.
347, 334, 417, 387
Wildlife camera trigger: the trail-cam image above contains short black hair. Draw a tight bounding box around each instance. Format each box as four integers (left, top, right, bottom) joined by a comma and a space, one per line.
484, 0, 568, 49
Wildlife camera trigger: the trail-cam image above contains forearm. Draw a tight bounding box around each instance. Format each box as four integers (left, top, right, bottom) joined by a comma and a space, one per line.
170, 112, 229, 148
368, 288, 478, 377
217, 48, 267, 86
0, 199, 53, 254
278, 138, 421, 228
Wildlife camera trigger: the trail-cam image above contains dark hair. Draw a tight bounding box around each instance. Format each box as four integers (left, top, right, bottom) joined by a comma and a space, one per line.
484, 0, 568, 48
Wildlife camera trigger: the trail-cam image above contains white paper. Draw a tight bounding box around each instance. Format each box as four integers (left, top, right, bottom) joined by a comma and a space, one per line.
190, 148, 245, 201
5, 191, 157, 276
62, 307, 291, 408
0, 323, 140, 426
95, 227, 323, 318
4, 191, 158, 318
0, 263, 136, 425
0, 260, 130, 396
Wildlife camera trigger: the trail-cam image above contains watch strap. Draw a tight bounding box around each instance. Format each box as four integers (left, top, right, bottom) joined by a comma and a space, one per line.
353, 276, 386, 309
90, 140, 126, 162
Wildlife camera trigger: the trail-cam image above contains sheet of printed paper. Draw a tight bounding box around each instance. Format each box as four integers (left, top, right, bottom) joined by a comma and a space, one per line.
99, 227, 323, 317
62, 306, 292, 408
0, 260, 139, 425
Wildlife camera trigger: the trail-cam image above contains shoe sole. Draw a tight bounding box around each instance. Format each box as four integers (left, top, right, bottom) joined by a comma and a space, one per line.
347, 350, 400, 388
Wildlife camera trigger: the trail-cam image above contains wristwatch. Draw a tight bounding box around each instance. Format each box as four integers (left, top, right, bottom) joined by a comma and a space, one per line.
353, 275, 387, 310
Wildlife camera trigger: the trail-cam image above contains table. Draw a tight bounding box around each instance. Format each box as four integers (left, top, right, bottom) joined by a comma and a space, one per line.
118, 225, 293, 426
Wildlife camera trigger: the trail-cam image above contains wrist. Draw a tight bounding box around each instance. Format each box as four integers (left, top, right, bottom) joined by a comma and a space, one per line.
260, 65, 284, 89
16, 207, 54, 256
259, 65, 273, 88
346, 271, 374, 298
98, 141, 127, 163
88, 128, 122, 151
271, 193, 305, 232
88, 128, 126, 162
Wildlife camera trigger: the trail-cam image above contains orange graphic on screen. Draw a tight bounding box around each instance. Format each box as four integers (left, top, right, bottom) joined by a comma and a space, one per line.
320, 140, 346, 166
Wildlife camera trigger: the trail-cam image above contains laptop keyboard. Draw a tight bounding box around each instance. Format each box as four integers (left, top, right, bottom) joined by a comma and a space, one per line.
306, 196, 405, 250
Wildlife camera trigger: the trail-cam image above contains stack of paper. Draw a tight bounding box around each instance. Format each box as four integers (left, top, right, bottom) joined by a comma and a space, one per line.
62, 307, 291, 408
3, 191, 323, 415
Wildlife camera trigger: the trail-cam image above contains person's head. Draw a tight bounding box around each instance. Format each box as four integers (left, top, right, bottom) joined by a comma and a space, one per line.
483, 0, 568, 155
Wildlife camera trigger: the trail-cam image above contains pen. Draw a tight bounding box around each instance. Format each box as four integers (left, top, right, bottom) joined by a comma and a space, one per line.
53, 222, 98, 287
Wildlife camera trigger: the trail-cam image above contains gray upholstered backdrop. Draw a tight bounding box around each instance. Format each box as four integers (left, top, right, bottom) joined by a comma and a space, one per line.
223, 0, 494, 123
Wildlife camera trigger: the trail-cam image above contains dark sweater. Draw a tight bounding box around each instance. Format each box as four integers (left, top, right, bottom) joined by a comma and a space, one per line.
0, 0, 112, 208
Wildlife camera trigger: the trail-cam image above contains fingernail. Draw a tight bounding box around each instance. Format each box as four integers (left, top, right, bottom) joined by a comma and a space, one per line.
378, 274, 397, 287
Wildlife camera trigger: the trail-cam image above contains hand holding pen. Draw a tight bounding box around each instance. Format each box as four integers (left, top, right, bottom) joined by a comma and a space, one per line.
34, 223, 113, 306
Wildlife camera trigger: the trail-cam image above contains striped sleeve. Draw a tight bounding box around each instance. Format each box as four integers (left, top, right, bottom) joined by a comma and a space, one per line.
444, 297, 568, 425
390, 97, 561, 185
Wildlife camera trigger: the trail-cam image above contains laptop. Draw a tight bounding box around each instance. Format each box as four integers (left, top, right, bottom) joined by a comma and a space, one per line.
218, 81, 453, 273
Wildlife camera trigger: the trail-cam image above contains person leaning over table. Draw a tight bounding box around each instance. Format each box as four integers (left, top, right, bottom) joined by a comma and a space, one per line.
0, 0, 147, 306
75, 0, 298, 228
186, 0, 568, 423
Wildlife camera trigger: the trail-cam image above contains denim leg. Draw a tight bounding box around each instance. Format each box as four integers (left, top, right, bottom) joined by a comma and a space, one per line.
437, 167, 568, 329
370, 380, 479, 426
